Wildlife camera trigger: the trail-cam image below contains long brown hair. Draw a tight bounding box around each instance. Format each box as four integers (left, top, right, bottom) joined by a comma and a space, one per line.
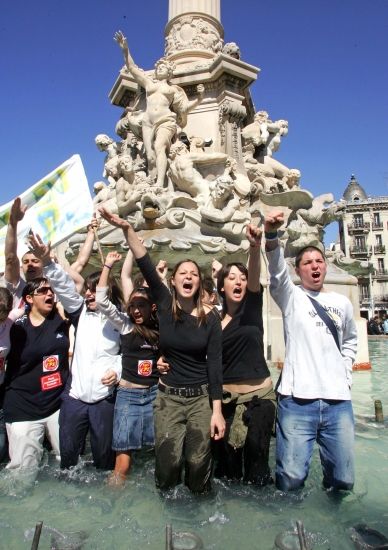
127, 287, 159, 346
170, 259, 207, 325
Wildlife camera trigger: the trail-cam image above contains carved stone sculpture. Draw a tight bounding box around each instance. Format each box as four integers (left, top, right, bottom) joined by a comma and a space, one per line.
115, 31, 205, 188
284, 193, 345, 256
165, 15, 223, 56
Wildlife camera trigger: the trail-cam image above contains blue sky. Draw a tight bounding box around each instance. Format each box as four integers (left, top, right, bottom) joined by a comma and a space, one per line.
1, 0, 387, 244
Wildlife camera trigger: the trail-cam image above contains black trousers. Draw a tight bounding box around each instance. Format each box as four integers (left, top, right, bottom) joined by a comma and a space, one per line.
214, 396, 275, 486
59, 392, 115, 470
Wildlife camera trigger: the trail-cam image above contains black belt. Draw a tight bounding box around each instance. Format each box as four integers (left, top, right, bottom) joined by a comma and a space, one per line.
158, 383, 208, 398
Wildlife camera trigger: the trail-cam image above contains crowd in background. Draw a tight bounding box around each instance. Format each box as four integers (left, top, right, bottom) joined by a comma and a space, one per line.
367, 314, 388, 336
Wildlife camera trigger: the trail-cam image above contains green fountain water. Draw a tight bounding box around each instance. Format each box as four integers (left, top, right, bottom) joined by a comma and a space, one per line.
0, 340, 387, 549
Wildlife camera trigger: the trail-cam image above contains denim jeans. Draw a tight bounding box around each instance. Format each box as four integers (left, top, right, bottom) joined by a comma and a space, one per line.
276, 396, 354, 491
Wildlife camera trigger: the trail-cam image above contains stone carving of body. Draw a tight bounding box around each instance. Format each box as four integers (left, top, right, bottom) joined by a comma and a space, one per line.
285, 193, 344, 255
168, 141, 228, 206
95, 134, 122, 185
115, 31, 204, 188
200, 176, 241, 224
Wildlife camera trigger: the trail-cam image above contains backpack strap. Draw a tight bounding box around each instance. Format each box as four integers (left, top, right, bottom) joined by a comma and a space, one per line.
306, 294, 340, 352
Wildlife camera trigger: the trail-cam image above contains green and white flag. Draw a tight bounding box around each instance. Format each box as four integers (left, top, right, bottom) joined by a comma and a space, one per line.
0, 154, 93, 271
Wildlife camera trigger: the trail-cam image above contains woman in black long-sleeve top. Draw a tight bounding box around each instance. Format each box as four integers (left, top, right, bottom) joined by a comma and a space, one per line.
99, 207, 225, 494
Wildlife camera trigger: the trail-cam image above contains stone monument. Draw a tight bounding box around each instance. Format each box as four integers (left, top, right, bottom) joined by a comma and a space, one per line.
67, 0, 369, 368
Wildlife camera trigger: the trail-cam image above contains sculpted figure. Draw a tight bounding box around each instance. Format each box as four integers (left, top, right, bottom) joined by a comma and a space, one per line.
95, 134, 122, 184
168, 141, 228, 206
266, 119, 288, 157
241, 111, 270, 155
222, 42, 241, 59
125, 133, 147, 173
283, 168, 301, 190
200, 175, 242, 224
95, 134, 120, 159
115, 31, 205, 187
93, 181, 118, 214
285, 194, 345, 255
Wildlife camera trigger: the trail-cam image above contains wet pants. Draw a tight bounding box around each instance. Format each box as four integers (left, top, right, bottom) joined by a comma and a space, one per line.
153, 391, 212, 493
59, 392, 115, 470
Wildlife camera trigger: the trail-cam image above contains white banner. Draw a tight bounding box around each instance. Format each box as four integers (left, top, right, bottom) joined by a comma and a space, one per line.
0, 155, 93, 271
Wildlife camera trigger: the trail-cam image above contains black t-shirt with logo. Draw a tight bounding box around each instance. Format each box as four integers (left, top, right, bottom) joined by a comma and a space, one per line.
4, 312, 70, 422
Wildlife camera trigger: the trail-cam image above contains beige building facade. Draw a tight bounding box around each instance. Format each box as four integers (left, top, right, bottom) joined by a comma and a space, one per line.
338, 175, 388, 319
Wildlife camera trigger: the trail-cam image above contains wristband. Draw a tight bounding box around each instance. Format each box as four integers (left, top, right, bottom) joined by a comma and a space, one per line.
104, 264, 112, 269
264, 231, 278, 240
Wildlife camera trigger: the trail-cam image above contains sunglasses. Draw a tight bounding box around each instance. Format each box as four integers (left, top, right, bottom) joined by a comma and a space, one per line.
33, 286, 54, 296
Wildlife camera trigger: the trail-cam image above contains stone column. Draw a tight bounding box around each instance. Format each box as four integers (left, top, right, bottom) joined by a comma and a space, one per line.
168, 0, 220, 21
165, 0, 223, 62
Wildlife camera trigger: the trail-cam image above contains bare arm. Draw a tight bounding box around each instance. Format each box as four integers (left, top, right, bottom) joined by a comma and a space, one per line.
98, 250, 122, 289
121, 248, 134, 304
98, 206, 146, 259
114, 30, 149, 89
245, 224, 262, 293
4, 198, 27, 285
70, 217, 98, 274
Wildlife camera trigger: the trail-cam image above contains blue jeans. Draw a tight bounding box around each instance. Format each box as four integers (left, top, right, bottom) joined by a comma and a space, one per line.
276, 396, 354, 491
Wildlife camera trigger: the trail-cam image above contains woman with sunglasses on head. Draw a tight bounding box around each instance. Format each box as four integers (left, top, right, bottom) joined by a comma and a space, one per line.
99, 207, 225, 494
4, 278, 71, 471
213, 224, 276, 486
96, 251, 159, 485
27, 233, 122, 472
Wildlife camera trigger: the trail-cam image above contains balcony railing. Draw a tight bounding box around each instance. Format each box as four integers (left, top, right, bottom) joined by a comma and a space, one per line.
349, 245, 372, 257
374, 245, 386, 254
372, 222, 383, 230
374, 269, 388, 280
347, 222, 370, 234
374, 295, 388, 304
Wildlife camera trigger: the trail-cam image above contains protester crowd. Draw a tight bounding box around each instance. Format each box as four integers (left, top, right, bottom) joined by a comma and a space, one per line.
0, 198, 358, 494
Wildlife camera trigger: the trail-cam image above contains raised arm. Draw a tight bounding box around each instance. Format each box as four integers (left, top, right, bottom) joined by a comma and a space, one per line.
98, 207, 146, 259
245, 224, 262, 293
114, 30, 149, 89
4, 198, 27, 285
264, 210, 284, 252
121, 248, 134, 304
27, 232, 83, 313
70, 217, 98, 274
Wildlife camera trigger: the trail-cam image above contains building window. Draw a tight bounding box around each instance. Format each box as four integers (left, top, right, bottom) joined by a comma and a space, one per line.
359, 283, 369, 300
374, 212, 381, 226
378, 258, 385, 273
354, 214, 363, 227
376, 234, 383, 246
355, 236, 365, 249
